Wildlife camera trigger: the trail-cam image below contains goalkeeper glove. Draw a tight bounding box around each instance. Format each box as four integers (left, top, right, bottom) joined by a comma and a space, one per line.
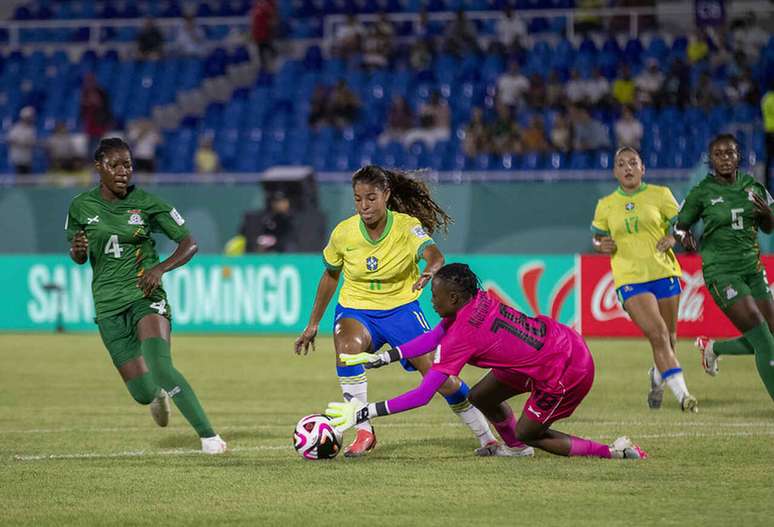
325, 393, 369, 432
339, 348, 401, 369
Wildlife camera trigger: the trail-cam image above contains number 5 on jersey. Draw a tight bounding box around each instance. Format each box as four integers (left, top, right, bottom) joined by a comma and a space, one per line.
104, 234, 123, 258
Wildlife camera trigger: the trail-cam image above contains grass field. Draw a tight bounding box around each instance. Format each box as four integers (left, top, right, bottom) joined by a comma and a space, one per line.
1, 334, 773, 526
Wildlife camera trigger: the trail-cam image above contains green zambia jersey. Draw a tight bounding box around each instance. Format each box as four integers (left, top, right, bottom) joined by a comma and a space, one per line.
65, 186, 190, 319
677, 172, 774, 279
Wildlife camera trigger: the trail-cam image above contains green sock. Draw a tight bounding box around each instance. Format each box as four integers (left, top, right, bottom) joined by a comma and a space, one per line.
713, 336, 755, 356
141, 337, 215, 438
744, 323, 774, 401
125, 372, 160, 405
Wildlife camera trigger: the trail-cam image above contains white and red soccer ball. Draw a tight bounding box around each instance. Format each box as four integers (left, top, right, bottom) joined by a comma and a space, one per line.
293, 414, 342, 460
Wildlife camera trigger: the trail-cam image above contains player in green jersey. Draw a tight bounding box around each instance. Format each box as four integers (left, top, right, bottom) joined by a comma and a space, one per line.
66, 138, 227, 453
675, 134, 774, 402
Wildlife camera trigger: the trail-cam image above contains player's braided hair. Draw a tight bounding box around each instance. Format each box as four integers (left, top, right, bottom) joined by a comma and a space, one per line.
94, 137, 130, 162
435, 263, 481, 300
351, 165, 453, 235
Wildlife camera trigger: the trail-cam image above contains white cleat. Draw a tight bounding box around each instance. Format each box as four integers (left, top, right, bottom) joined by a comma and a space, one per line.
201, 434, 227, 454
609, 436, 648, 459
695, 336, 719, 376
475, 440, 534, 457
681, 394, 699, 413
647, 367, 664, 410
149, 389, 170, 427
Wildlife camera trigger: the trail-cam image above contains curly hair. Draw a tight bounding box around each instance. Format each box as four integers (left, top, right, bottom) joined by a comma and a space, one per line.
435, 263, 481, 300
351, 165, 453, 235
94, 137, 130, 162
708, 133, 739, 154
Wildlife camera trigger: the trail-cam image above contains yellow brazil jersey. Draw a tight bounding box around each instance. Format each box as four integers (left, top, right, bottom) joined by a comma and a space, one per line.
323, 210, 435, 310
591, 183, 682, 288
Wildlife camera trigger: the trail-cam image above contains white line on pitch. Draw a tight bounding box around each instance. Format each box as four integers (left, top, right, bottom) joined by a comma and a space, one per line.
3, 420, 773, 435
11, 430, 774, 462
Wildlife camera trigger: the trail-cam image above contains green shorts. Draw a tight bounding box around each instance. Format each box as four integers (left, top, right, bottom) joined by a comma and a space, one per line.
705, 269, 772, 311
96, 296, 172, 368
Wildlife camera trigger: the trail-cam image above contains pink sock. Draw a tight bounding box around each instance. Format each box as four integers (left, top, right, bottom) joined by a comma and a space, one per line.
569, 436, 612, 458
492, 411, 527, 449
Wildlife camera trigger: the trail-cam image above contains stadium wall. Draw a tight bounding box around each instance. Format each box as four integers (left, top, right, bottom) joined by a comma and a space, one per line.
3, 253, 772, 338
0, 181, 702, 255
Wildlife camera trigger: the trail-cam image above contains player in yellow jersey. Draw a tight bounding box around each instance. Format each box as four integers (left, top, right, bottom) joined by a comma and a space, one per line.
591, 147, 698, 412
295, 165, 496, 457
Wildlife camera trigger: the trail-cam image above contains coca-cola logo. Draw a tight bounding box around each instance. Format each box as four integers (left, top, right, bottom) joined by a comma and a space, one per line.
591, 271, 707, 323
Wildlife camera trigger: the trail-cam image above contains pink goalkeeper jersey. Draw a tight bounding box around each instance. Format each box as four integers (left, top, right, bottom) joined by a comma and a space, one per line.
431, 291, 578, 390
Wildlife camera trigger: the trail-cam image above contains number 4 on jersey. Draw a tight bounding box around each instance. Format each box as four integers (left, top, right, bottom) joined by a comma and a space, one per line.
104, 234, 123, 258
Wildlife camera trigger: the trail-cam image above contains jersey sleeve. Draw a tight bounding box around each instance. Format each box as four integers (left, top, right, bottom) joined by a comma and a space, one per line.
590, 198, 609, 236
147, 195, 190, 242
660, 186, 680, 225
405, 217, 435, 260
430, 325, 476, 377
677, 185, 703, 227
65, 200, 84, 242
322, 226, 343, 270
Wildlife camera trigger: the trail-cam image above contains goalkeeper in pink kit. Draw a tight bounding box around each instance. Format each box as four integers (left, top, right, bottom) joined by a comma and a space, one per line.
327, 263, 648, 459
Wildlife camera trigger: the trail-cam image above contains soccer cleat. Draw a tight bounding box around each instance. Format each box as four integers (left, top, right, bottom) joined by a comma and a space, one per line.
646, 367, 664, 410
475, 440, 535, 457
343, 428, 376, 458
695, 336, 719, 376
609, 436, 648, 460
201, 434, 227, 454
681, 394, 699, 413
149, 389, 170, 427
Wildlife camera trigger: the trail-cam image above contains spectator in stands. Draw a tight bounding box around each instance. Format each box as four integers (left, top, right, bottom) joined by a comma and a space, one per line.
635, 58, 664, 107
195, 135, 220, 174
571, 105, 610, 152
462, 107, 488, 157
7, 106, 37, 174
234, 191, 296, 253
496, 61, 530, 110
490, 103, 522, 155
379, 96, 414, 146
127, 119, 163, 173
363, 15, 394, 70
724, 75, 750, 105
80, 73, 113, 154
251, 0, 277, 70
308, 84, 330, 129
333, 14, 364, 59
575, 0, 605, 35
443, 10, 478, 57
545, 70, 564, 109
565, 69, 586, 105
585, 68, 611, 108
137, 17, 165, 59
612, 65, 636, 107
614, 106, 644, 150
692, 72, 722, 110
409, 39, 434, 71
374, 11, 395, 49
46, 122, 77, 172
495, 6, 526, 51
525, 73, 547, 109
663, 59, 690, 108
328, 80, 361, 129
175, 14, 206, 57
762, 81, 774, 190
550, 113, 572, 153
404, 91, 451, 149
731, 12, 769, 60
521, 116, 551, 154
687, 29, 710, 64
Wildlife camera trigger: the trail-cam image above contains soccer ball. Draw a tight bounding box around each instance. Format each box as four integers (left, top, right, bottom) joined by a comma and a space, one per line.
293, 414, 342, 460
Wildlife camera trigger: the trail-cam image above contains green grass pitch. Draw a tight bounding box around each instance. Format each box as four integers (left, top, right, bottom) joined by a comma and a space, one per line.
1, 334, 773, 526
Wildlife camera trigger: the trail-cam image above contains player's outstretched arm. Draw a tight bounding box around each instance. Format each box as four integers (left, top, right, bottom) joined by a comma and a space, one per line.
413, 244, 444, 291
339, 349, 400, 369
295, 268, 340, 355
138, 235, 198, 297
325, 371, 448, 432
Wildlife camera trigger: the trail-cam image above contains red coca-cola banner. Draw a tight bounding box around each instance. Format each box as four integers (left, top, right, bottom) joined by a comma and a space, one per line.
579, 254, 774, 338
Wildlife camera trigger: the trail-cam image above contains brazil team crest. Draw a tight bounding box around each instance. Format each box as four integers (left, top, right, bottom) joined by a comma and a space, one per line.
625, 202, 635, 211
366, 256, 379, 272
